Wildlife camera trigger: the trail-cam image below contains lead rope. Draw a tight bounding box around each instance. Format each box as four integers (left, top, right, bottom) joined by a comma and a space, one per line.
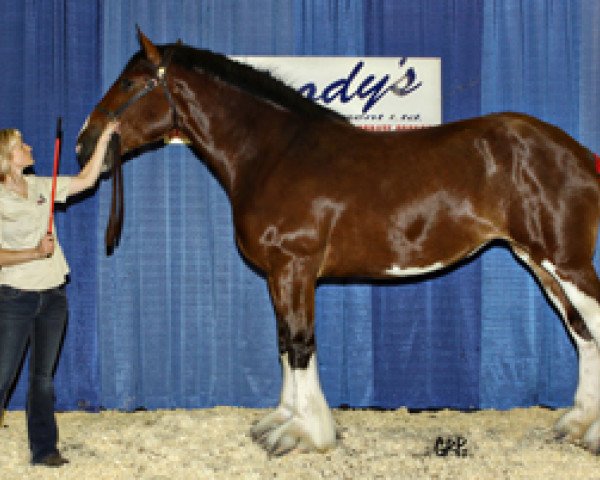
105, 135, 123, 251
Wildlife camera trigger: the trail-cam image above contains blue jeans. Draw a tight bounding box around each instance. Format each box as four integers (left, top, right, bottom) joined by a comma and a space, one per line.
0, 285, 68, 462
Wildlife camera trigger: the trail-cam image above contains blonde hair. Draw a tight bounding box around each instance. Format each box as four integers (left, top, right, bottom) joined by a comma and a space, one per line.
0, 128, 21, 180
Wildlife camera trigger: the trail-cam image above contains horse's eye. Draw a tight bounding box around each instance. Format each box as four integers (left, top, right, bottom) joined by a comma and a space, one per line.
120, 79, 134, 91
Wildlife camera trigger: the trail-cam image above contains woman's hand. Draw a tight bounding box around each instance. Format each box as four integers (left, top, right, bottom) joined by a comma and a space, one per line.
0, 234, 56, 266
36, 233, 55, 259
99, 120, 120, 145
68, 120, 120, 197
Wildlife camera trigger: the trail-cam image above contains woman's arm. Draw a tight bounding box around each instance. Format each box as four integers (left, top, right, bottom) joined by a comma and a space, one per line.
67, 121, 120, 197
0, 233, 54, 267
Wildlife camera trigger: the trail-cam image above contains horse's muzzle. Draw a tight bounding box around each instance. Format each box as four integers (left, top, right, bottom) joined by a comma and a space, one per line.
76, 127, 121, 175
76, 126, 103, 169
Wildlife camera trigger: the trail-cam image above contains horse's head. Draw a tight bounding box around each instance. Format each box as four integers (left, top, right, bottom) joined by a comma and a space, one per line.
76, 27, 176, 172
76, 28, 178, 252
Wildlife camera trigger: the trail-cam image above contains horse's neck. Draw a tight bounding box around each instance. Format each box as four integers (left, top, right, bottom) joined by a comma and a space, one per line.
180, 82, 303, 197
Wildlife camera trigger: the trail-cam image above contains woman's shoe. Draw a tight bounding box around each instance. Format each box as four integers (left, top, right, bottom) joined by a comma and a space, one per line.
32, 451, 69, 467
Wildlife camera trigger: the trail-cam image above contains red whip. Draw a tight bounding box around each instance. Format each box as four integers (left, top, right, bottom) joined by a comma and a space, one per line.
47, 117, 62, 234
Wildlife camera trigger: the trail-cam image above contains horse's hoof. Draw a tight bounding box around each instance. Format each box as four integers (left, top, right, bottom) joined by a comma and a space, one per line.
582, 421, 600, 454
259, 416, 336, 456
553, 429, 568, 442
250, 422, 274, 443
249, 424, 264, 442
257, 433, 272, 448
582, 439, 600, 455
250, 408, 292, 445
267, 435, 298, 458
553, 408, 595, 443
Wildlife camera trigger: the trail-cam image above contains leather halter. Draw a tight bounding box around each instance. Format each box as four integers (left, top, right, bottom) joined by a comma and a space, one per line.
102, 51, 178, 251
99, 51, 178, 128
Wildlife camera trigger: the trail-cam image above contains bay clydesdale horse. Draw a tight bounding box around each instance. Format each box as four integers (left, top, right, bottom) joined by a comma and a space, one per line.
77, 28, 600, 455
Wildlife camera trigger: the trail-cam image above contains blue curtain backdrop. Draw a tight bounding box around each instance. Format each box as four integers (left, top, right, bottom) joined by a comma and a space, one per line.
3, 1, 599, 412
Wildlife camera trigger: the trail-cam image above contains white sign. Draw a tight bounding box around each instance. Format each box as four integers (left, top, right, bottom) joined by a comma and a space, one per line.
235, 56, 441, 131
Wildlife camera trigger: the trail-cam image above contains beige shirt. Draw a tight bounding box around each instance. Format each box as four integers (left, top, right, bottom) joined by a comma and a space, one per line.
0, 175, 72, 290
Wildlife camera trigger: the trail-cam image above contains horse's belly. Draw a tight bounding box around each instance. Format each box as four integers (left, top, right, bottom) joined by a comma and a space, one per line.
320, 212, 494, 279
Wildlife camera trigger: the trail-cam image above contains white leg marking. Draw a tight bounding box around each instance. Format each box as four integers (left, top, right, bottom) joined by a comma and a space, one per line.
542, 261, 600, 340
542, 260, 600, 449
290, 353, 336, 450
544, 289, 567, 320
554, 338, 600, 442
513, 250, 567, 318
279, 352, 294, 408
250, 353, 293, 440
251, 353, 336, 453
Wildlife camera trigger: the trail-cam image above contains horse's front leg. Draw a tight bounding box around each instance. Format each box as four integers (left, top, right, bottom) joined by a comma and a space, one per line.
250, 259, 336, 455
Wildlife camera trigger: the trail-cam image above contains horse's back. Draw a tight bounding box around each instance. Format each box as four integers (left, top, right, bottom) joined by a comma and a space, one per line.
237, 112, 600, 277
325, 113, 599, 274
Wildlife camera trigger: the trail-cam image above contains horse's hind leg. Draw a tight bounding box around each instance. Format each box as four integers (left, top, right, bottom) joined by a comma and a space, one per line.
511, 248, 600, 444
539, 260, 600, 452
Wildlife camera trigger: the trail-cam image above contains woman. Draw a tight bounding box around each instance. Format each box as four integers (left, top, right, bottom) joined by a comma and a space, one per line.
0, 121, 118, 467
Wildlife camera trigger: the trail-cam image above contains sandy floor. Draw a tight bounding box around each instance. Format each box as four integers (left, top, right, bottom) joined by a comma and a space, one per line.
1, 406, 599, 479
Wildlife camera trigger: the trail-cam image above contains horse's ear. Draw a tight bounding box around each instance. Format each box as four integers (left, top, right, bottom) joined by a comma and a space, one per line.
136, 26, 162, 67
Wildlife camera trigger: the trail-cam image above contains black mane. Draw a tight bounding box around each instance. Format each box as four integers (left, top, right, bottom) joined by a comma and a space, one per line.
160, 44, 348, 123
